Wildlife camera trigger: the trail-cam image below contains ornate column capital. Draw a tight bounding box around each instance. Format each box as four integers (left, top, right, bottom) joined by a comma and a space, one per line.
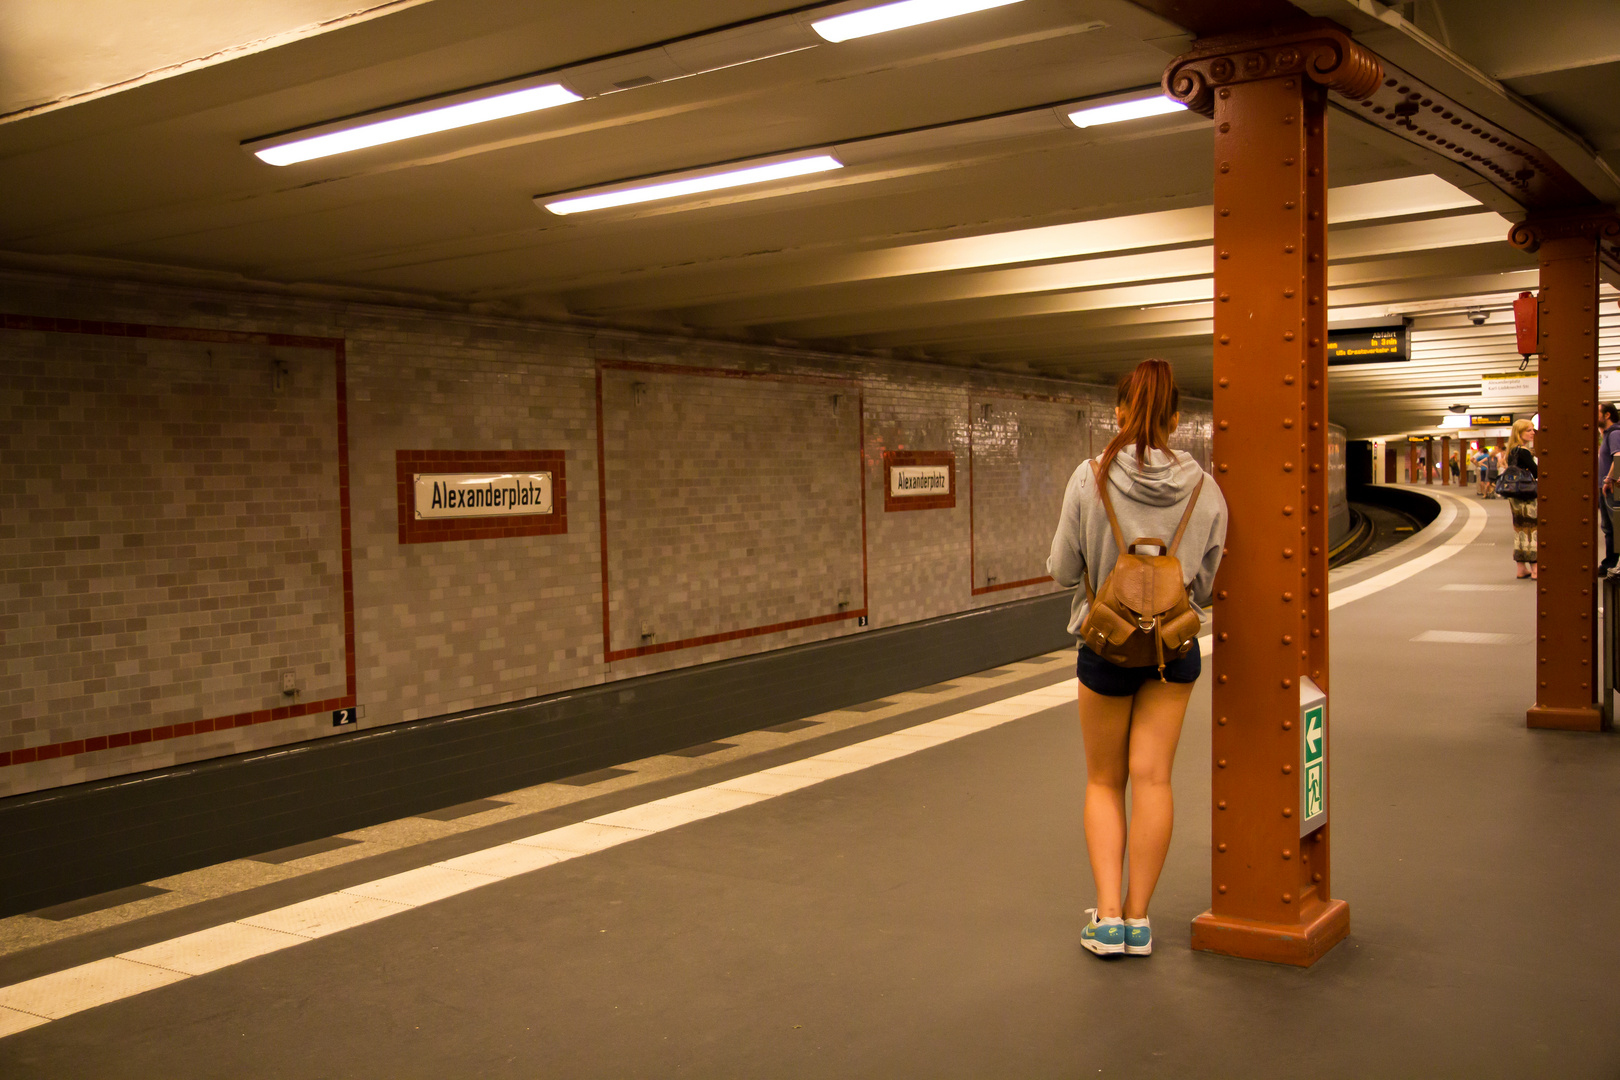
1507, 210, 1620, 254
1162, 18, 1383, 118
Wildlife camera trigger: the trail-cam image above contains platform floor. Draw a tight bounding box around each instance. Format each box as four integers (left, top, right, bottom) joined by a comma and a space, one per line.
2, 487, 1617, 1078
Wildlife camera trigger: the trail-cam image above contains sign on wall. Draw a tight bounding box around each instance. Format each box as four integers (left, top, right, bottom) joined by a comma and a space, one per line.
396, 450, 568, 544
883, 450, 955, 512
413, 472, 553, 519
1326, 324, 1408, 365
1481, 371, 1537, 398
1470, 413, 1512, 427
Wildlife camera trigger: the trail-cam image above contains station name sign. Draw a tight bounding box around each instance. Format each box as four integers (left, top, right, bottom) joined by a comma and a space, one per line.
1326, 324, 1407, 365
890, 465, 950, 496
883, 450, 955, 512
413, 472, 553, 520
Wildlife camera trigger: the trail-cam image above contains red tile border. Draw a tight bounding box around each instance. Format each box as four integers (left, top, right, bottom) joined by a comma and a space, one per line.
1, 315, 358, 769
597, 359, 869, 664
972, 575, 1054, 596
883, 450, 957, 513
395, 450, 568, 544
598, 358, 859, 388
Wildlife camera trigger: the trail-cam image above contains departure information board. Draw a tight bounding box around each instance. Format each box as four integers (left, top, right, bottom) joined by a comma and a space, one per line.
1326, 324, 1407, 365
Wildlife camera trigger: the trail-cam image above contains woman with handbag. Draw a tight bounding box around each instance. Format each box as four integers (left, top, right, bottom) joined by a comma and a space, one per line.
1046, 358, 1227, 958
1500, 419, 1538, 579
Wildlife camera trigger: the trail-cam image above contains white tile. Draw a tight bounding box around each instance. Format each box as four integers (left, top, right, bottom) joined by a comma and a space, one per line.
713, 771, 823, 797
901, 720, 972, 740
438, 843, 566, 878
240, 892, 409, 939
654, 786, 770, 815
815, 743, 911, 766
963, 701, 1039, 716
511, 821, 649, 854
921, 713, 1007, 732
0, 1005, 49, 1037
589, 802, 714, 832
1411, 629, 1529, 645
865, 732, 953, 752
758, 758, 866, 780
590, 785, 769, 831
119, 923, 303, 976
342, 865, 496, 907
0, 957, 187, 1020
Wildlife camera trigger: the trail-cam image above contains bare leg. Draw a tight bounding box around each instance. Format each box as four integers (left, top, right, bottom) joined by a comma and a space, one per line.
1078, 684, 1133, 918
1122, 679, 1194, 920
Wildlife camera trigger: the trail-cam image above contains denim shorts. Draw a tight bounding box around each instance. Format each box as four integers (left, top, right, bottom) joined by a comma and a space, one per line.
1076, 643, 1202, 697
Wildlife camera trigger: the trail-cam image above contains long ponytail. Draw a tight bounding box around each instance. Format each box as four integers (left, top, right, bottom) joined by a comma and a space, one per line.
1097, 358, 1180, 481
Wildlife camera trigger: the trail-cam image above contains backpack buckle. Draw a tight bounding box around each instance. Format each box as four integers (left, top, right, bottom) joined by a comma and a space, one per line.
1137, 616, 1157, 632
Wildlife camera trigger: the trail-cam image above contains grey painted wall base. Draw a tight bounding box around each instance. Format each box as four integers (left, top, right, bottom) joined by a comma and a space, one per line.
0, 593, 1074, 918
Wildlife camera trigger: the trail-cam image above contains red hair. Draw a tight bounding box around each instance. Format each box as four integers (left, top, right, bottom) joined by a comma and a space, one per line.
1097, 358, 1180, 480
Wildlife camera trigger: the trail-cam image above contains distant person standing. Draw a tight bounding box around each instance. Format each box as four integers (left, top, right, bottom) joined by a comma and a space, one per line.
1473, 445, 1490, 496
1598, 404, 1620, 574
1503, 420, 1538, 579
1450, 453, 1461, 485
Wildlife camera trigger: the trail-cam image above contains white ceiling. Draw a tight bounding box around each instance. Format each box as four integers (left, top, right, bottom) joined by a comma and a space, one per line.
2, 0, 1617, 438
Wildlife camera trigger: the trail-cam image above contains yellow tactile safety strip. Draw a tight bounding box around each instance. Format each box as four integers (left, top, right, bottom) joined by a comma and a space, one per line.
0, 653, 1074, 960
0, 676, 1083, 1036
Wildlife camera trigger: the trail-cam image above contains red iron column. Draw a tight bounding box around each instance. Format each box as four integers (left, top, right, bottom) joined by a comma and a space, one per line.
1165, 22, 1377, 965
1408, 440, 1417, 484
1441, 435, 1452, 485
1509, 213, 1620, 731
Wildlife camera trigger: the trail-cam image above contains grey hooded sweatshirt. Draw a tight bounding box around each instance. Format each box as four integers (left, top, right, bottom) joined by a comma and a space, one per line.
1046, 448, 1228, 637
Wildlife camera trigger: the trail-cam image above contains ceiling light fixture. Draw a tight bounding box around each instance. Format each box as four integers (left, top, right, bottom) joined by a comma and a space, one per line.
542, 154, 844, 215
810, 0, 1025, 43
1065, 95, 1187, 129
251, 83, 581, 166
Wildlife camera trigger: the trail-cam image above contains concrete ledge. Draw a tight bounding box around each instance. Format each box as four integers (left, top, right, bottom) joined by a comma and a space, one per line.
0, 593, 1074, 917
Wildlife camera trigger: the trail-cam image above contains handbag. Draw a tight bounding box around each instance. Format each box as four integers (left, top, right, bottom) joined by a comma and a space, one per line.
1497, 461, 1537, 500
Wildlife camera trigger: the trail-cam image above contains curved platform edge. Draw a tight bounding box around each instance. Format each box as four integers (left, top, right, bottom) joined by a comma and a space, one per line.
1190, 898, 1350, 967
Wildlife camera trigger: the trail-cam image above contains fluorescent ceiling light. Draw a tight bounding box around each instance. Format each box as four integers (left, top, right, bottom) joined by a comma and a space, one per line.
1440, 414, 1471, 428
253, 84, 581, 166
1066, 96, 1187, 129
542, 155, 843, 215
811, 0, 1024, 42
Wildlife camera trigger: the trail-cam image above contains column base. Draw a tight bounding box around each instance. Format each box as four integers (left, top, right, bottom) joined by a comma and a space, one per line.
1526, 704, 1608, 732
1191, 898, 1349, 967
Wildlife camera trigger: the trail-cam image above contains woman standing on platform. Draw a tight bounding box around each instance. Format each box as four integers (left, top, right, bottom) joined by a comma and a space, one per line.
1505, 419, 1538, 579
1046, 359, 1227, 959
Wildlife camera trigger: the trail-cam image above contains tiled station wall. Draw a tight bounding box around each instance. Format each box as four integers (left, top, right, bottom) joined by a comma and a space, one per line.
0, 275, 1211, 798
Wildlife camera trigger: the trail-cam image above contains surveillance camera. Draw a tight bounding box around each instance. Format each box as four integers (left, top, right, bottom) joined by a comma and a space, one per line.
1467, 310, 1488, 326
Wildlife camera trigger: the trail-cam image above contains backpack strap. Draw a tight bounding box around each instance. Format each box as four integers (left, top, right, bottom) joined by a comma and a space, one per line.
1090, 458, 1128, 552
1166, 472, 1207, 556
1082, 458, 1128, 601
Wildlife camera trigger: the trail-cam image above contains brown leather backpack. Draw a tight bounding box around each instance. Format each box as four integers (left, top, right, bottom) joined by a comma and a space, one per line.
1078, 459, 1205, 678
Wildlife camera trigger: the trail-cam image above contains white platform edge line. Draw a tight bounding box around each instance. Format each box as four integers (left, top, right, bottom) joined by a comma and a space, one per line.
0, 506, 1483, 1035
0, 693, 1067, 1030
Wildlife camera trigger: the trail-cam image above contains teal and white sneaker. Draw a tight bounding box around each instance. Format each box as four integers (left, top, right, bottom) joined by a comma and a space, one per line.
1081, 909, 1125, 956
1124, 917, 1152, 956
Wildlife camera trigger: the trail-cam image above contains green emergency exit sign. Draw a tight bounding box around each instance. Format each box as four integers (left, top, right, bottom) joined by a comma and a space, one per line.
1303, 705, 1324, 818
1299, 677, 1327, 837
